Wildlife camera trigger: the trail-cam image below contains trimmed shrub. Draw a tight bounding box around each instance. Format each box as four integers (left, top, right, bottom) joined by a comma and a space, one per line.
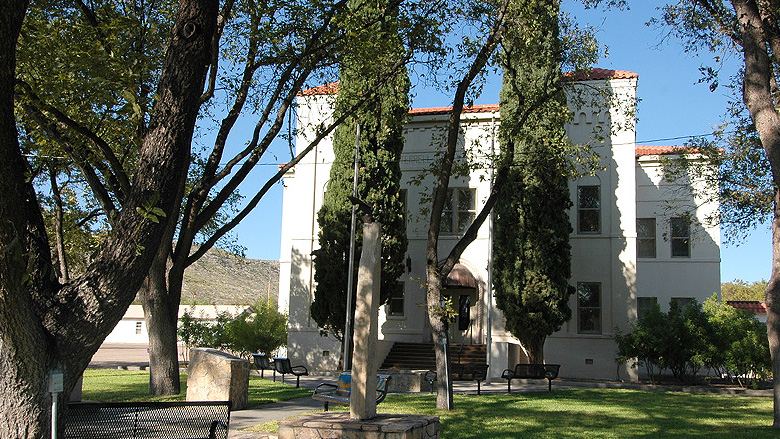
178, 302, 287, 360
703, 295, 771, 387
615, 295, 771, 386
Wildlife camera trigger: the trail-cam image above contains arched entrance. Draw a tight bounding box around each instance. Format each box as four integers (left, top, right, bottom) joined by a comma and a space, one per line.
442, 263, 480, 344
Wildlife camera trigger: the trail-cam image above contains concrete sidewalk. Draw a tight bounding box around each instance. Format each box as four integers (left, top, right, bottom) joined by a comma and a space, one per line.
228, 396, 320, 438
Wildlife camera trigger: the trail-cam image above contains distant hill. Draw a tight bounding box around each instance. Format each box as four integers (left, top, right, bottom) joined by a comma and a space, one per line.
179, 247, 279, 306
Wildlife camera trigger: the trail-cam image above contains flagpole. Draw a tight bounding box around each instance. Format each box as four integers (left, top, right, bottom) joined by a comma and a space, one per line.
343, 122, 361, 371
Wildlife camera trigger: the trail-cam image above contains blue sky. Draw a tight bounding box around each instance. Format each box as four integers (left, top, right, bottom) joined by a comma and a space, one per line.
233, 1, 772, 284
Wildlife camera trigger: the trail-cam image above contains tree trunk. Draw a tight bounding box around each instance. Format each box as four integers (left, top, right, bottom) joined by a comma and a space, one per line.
142, 153, 187, 396
523, 335, 545, 364
421, 0, 508, 410
767, 190, 780, 427
0, 0, 217, 436
141, 245, 181, 395
0, 2, 52, 438
425, 268, 453, 410
732, 0, 780, 427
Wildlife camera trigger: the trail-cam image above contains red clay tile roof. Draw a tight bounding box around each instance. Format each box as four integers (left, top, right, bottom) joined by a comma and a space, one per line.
564, 68, 639, 81
298, 82, 339, 96
299, 68, 638, 96
635, 145, 686, 157
296, 81, 500, 115
726, 301, 768, 314
408, 104, 500, 116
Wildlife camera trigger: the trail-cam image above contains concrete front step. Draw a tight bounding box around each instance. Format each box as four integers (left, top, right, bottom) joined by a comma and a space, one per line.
380, 342, 487, 370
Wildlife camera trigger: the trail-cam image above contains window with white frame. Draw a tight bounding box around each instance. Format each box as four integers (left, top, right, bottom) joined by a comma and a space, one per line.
577, 185, 600, 234
387, 282, 405, 316
670, 217, 690, 257
441, 188, 476, 234
637, 218, 656, 258
577, 282, 602, 334
135, 321, 143, 334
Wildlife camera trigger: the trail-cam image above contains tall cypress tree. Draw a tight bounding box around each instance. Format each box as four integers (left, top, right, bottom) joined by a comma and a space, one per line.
493, 0, 573, 364
311, 0, 409, 343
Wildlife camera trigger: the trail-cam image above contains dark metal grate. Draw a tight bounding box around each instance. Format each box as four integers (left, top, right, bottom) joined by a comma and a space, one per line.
64, 401, 231, 439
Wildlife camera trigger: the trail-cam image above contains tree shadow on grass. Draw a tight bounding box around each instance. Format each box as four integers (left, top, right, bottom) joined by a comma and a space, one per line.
246, 376, 311, 406
380, 389, 775, 439
81, 369, 186, 403
83, 369, 310, 405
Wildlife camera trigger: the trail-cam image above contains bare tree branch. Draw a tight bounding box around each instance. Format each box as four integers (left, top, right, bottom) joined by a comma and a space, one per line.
20, 102, 118, 220
200, 0, 237, 103
17, 81, 131, 201
427, 0, 510, 275
72, 0, 115, 57
187, 52, 413, 265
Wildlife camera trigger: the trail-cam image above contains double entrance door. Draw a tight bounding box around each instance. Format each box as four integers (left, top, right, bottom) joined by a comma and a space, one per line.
442, 287, 478, 344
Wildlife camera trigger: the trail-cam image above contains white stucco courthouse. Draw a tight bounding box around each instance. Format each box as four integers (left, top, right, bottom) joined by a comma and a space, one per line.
277, 69, 721, 381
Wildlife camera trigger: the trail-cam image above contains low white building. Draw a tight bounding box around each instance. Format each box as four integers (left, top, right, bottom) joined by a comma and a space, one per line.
104, 304, 251, 344
278, 69, 721, 381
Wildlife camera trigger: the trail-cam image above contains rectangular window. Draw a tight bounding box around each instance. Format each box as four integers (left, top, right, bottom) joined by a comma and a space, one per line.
399, 189, 408, 227
637, 296, 658, 318
442, 188, 476, 234
577, 282, 602, 334
577, 185, 600, 234
670, 217, 690, 257
135, 321, 142, 334
637, 218, 656, 258
387, 282, 405, 316
671, 297, 694, 311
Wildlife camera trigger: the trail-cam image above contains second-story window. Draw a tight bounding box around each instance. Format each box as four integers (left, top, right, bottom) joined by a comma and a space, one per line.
442, 188, 476, 234
577, 185, 601, 234
670, 217, 690, 257
637, 218, 656, 258
399, 189, 408, 227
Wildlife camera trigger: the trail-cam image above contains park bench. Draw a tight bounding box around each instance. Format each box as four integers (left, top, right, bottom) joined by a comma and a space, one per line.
424, 370, 437, 393
251, 353, 275, 379
272, 357, 309, 387
452, 363, 489, 394
425, 363, 490, 395
64, 401, 231, 439
312, 372, 391, 411
501, 363, 561, 392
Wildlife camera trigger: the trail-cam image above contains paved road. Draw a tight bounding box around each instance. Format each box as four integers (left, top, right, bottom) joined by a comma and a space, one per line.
89, 343, 153, 368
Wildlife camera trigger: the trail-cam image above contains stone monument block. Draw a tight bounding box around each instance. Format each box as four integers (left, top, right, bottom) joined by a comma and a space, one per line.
186, 348, 250, 410
351, 221, 381, 420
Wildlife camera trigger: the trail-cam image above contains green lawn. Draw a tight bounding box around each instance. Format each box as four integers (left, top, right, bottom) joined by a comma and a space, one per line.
250, 389, 776, 438
81, 369, 311, 405
83, 370, 776, 438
